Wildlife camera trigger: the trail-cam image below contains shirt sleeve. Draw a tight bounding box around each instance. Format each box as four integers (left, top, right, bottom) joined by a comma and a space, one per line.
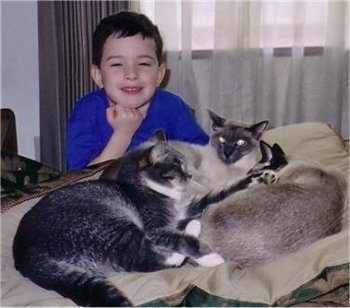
66, 99, 104, 171
168, 97, 209, 145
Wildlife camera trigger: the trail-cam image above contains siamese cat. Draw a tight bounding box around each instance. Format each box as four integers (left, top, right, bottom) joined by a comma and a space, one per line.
171, 111, 268, 197
13, 132, 273, 307
199, 141, 347, 268
178, 110, 268, 190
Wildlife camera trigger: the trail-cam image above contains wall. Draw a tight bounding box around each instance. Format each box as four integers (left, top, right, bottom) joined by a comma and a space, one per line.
1, 1, 40, 160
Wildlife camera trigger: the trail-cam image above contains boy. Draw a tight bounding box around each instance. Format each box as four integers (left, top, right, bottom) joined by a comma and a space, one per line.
66, 11, 208, 171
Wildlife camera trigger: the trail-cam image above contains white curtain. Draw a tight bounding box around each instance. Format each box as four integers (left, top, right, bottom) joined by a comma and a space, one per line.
134, 1, 349, 137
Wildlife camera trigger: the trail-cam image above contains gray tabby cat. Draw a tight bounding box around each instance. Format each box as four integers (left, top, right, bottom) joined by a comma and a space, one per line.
199, 141, 347, 268
13, 132, 270, 307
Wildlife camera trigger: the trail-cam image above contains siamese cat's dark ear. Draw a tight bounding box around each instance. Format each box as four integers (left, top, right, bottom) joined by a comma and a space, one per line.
259, 142, 288, 169
252, 141, 287, 172
271, 143, 288, 168
248, 140, 273, 173
207, 109, 226, 131
259, 140, 274, 163
249, 120, 269, 139
272, 143, 286, 158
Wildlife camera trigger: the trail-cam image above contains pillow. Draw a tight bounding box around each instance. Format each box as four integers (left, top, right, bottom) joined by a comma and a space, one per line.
263, 122, 349, 174
1, 122, 348, 307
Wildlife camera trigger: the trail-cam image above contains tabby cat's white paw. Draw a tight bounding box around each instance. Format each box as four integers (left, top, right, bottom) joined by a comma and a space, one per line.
185, 220, 201, 237
194, 253, 225, 267
165, 252, 186, 266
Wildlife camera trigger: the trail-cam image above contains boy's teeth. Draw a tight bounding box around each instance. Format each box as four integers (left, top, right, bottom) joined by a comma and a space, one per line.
123, 87, 141, 93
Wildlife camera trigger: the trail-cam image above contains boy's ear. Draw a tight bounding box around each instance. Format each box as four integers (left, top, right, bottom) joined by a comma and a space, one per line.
156, 63, 167, 86
90, 65, 103, 88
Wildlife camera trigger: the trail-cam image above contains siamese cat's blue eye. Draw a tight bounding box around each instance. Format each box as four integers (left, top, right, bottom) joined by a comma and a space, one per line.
217, 136, 226, 144
236, 139, 246, 146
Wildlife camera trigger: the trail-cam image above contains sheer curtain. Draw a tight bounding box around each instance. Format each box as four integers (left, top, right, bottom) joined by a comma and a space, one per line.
136, 1, 349, 137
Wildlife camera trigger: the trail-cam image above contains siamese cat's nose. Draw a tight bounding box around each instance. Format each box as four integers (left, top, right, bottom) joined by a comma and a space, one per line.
224, 146, 235, 157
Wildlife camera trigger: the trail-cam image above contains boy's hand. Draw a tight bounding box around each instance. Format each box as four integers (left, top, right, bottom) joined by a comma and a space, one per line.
106, 104, 143, 137
89, 104, 144, 166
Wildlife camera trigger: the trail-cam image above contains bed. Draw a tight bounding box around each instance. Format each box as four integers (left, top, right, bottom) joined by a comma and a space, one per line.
1, 122, 349, 306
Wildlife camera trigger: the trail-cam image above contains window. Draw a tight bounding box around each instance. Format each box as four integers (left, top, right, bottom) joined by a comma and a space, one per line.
140, 1, 328, 56
260, 2, 327, 48
140, 0, 215, 51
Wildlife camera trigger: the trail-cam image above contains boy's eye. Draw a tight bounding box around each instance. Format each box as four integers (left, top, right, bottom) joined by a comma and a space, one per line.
139, 62, 151, 66
110, 63, 122, 67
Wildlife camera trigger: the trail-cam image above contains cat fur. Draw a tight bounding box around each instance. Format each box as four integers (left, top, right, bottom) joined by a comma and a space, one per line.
199, 141, 347, 268
13, 131, 270, 307
167, 110, 269, 194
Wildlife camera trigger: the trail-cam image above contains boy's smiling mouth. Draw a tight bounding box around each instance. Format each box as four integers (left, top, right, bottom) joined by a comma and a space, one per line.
122, 87, 142, 94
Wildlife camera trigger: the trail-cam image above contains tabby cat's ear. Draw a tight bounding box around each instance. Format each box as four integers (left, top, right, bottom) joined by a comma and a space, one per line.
151, 130, 168, 143
249, 120, 269, 139
207, 109, 226, 131
147, 130, 169, 164
148, 142, 168, 165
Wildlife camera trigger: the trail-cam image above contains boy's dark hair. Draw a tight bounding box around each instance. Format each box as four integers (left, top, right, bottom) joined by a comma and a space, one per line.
92, 11, 164, 67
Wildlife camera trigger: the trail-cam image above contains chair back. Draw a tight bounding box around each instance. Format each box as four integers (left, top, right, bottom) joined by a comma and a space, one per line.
1, 108, 18, 154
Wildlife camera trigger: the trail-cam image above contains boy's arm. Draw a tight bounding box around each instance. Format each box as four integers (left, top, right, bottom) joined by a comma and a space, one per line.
88, 105, 143, 166
87, 131, 131, 166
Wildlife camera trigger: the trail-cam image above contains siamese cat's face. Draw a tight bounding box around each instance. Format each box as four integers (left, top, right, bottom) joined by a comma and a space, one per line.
208, 110, 269, 164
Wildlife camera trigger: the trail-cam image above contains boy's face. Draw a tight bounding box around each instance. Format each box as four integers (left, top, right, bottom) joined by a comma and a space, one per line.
91, 34, 166, 109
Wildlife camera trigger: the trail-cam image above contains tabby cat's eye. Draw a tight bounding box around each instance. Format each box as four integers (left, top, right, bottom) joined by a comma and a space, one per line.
236, 139, 246, 146
217, 136, 226, 144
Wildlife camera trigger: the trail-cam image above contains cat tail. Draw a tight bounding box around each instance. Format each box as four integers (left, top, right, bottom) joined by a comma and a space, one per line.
15, 256, 132, 307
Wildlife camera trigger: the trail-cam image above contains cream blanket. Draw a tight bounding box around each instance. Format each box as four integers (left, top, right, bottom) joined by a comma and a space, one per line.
2, 122, 349, 306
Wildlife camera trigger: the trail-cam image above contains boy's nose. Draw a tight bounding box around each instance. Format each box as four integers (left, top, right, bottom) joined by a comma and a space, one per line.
125, 66, 138, 80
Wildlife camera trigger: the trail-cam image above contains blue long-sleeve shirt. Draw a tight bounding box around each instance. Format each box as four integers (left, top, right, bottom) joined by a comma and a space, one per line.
66, 88, 209, 171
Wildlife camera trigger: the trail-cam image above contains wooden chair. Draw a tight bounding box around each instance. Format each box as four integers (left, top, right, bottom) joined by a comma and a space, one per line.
1, 108, 18, 154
